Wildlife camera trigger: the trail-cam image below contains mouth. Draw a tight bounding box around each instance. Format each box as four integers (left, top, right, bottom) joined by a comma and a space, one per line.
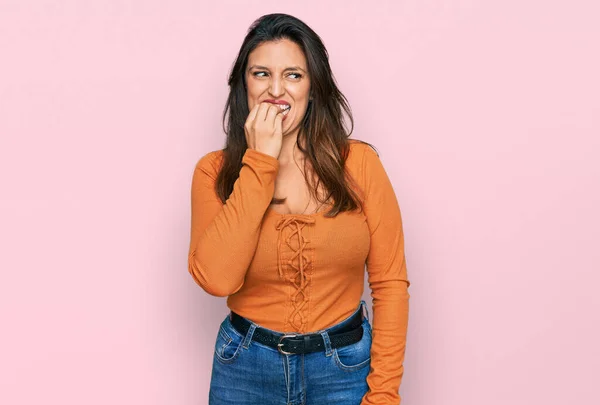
265, 101, 291, 120
278, 104, 291, 117
272, 103, 292, 122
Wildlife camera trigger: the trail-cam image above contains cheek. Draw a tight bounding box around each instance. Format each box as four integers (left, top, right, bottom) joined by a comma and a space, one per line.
246, 81, 262, 103
293, 101, 309, 114
247, 93, 259, 110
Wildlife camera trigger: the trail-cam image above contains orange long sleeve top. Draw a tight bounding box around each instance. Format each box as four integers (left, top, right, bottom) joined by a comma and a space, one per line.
188, 140, 410, 404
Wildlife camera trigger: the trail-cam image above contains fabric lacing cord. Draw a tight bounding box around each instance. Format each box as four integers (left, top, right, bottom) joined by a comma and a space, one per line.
275, 215, 316, 332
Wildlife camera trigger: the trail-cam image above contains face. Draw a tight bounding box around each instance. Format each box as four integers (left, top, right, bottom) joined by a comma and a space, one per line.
246, 39, 311, 137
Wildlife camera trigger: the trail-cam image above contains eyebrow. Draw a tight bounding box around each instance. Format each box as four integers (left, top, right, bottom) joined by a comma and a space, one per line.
248, 65, 307, 73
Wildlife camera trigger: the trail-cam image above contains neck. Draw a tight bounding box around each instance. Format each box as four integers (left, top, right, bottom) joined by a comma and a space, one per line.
278, 128, 305, 165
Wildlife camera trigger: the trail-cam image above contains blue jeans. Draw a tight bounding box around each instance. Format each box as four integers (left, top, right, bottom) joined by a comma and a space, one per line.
209, 300, 372, 404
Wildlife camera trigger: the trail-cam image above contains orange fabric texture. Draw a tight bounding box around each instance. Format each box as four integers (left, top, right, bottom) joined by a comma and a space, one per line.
188, 140, 410, 404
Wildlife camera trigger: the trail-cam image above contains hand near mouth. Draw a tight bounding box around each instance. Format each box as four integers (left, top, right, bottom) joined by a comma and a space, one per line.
244, 101, 284, 160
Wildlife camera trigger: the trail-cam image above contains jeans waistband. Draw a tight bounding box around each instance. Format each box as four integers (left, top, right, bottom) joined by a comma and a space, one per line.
228, 300, 369, 355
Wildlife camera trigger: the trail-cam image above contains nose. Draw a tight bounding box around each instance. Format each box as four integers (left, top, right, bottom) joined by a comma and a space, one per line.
268, 76, 284, 98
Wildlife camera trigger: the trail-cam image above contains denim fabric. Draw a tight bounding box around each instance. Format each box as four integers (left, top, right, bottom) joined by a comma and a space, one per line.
209, 300, 372, 405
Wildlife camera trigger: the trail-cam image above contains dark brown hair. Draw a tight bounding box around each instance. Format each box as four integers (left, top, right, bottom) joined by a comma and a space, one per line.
215, 13, 378, 217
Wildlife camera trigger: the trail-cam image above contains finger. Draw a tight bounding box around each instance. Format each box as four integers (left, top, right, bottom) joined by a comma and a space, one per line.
256, 102, 271, 122
246, 103, 261, 124
274, 110, 283, 133
266, 104, 282, 123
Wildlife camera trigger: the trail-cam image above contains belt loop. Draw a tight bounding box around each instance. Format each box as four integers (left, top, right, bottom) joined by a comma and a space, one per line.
319, 331, 333, 357
360, 300, 369, 321
242, 323, 257, 349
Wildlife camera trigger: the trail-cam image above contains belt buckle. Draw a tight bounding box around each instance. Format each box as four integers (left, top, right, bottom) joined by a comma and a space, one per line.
277, 334, 298, 355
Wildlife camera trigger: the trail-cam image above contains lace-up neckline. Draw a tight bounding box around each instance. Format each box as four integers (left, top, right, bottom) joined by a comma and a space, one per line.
275, 214, 317, 332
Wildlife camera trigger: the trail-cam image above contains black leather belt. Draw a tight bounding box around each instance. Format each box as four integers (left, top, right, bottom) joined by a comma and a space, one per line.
229, 309, 364, 355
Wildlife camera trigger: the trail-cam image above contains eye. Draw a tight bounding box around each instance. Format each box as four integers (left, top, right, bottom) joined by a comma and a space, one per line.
251, 71, 303, 79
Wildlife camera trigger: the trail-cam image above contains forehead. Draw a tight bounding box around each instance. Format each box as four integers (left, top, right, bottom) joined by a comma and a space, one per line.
247, 39, 307, 69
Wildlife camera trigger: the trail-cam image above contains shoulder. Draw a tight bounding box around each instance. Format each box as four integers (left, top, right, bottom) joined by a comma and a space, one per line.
344, 140, 382, 201
194, 149, 225, 178
347, 139, 381, 173
346, 140, 393, 198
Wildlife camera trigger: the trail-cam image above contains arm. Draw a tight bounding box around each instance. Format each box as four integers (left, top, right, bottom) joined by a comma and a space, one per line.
187, 148, 279, 297
360, 145, 411, 405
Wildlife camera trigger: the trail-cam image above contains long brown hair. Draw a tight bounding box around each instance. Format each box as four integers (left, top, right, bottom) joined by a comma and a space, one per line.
215, 13, 378, 217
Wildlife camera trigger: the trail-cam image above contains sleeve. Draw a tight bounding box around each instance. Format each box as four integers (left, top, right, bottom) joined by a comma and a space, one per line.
187, 148, 279, 297
360, 145, 411, 405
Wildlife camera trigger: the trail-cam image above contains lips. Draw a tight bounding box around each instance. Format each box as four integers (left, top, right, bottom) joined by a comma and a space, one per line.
264, 99, 289, 106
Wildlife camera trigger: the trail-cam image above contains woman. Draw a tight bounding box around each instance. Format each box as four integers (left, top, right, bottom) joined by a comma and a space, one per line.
188, 13, 410, 405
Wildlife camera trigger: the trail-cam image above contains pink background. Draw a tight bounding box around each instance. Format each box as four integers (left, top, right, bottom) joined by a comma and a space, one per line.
1, 1, 598, 404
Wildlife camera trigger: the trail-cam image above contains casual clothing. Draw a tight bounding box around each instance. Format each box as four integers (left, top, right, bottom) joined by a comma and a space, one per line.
189, 140, 410, 404
209, 300, 373, 405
